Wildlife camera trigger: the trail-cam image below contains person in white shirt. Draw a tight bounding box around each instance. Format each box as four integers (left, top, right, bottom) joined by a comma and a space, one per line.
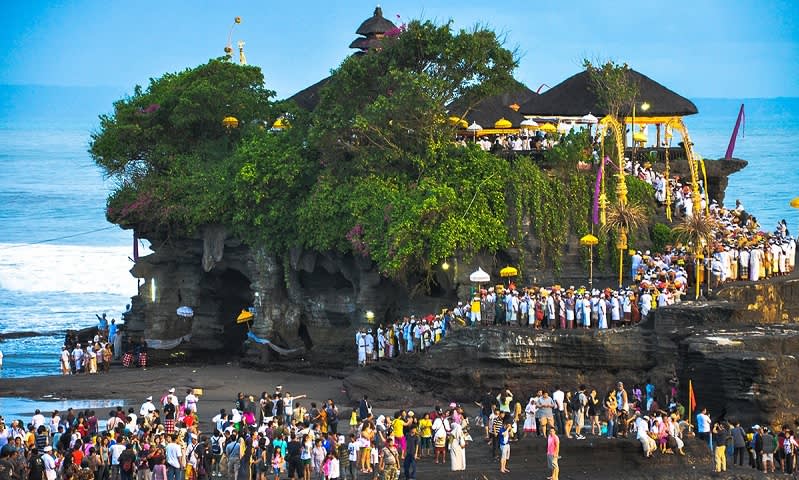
552, 388, 565, 435
165, 434, 184, 479
72, 344, 84, 373
60, 346, 71, 375
635, 415, 657, 457
42, 446, 57, 480
31, 410, 46, 430
140, 396, 156, 417
184, 390, 199, 413
109, 437, 128, 477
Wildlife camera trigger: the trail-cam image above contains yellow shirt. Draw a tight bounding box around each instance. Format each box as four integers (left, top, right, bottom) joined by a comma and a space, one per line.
471, 299, 481, 314
419, 418, 432, 438
392, 418, 405, 438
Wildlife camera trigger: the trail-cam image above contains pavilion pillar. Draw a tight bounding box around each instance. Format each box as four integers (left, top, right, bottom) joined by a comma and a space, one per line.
656, 123, 661, 148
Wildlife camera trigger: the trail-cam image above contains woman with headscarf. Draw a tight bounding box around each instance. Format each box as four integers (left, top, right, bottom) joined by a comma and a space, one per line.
448, 420, 466, 471
523, 397, 537, 437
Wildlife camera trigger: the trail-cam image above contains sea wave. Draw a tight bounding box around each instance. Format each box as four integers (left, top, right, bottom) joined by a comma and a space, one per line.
0, 243, 138, 295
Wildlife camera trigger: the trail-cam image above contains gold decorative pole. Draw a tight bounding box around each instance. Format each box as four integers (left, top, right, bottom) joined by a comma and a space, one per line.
616, 172, 628, 289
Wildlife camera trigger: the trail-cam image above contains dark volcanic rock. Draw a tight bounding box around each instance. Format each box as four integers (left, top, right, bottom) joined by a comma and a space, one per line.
343, 280, 799, 426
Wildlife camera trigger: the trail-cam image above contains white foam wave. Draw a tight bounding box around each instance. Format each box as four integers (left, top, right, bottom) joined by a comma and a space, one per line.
0, 243, 141, 295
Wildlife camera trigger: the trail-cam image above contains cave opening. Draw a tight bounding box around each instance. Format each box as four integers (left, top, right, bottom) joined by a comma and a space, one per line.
200, 268, 252, 353
297, 317, 314, 350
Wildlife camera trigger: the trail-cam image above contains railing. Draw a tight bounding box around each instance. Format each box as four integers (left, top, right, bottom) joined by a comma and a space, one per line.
625, 147, 687, 166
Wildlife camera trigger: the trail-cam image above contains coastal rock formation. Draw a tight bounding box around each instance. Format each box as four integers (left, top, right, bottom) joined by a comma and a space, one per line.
343, 278, 799, 426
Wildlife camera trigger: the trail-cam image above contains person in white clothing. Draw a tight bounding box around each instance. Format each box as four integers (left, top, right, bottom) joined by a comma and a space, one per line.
184, 389, 199, 413
140, 396, 156, 417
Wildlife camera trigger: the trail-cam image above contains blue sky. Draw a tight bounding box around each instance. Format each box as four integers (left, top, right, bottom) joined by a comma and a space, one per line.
1, 0, 797, 99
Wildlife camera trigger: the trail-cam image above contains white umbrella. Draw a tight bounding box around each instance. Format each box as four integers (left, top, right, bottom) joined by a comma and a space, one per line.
466, 122, 483, 143
176, 306, 194, 318
520, 118, 538, 129
469, 267, 490, 283
466, 122, 483, 133
581, 112, 598, 124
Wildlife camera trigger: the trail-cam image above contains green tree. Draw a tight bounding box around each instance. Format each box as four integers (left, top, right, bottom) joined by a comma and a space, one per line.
90, 58, 276, 232
583, 59, 639, 119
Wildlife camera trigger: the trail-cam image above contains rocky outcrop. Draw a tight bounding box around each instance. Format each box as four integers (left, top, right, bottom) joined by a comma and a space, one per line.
342, 277, 799, 426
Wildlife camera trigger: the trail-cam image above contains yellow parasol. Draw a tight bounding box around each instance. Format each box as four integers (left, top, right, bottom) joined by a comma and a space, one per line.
271, 117, 289, 130
494, 118, 513, 129
222, 116, 239, 129
790, 197, 799, 209
499, 266, 518, 278
539, 123, 557, 133
579, 234, 598, 246
236, 309, 254, 323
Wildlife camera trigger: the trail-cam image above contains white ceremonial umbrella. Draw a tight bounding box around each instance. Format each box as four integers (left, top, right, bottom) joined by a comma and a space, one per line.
580, 112, 599, 124
469, 267, 491, 283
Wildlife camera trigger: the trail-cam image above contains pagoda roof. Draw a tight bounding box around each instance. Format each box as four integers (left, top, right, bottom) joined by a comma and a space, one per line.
355, 6, 396, 36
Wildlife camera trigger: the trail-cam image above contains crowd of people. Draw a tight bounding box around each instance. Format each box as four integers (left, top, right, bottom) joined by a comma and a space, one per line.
5, 375, 796, 480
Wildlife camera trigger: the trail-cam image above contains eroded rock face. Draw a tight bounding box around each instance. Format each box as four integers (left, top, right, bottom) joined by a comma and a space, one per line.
343, 282, 799, 427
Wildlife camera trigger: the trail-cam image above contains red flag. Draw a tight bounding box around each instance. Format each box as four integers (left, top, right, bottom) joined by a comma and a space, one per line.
689, 379, 697, 412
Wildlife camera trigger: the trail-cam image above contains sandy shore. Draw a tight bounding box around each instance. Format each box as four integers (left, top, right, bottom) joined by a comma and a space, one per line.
0, 363, 350, 424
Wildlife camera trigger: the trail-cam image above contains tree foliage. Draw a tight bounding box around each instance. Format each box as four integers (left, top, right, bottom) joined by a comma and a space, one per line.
90, 19, 664, 284
583, 59, 639, 119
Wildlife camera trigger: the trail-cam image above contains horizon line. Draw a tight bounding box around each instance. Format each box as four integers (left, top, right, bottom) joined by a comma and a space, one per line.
1, 83, 798, 102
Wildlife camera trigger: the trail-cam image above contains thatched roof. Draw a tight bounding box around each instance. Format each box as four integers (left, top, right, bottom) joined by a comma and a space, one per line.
348, 37, 385, 50
520, 69, 698, 117
448, 86, 537, 128
286, 76, 331, 111
355, 6, 396, 36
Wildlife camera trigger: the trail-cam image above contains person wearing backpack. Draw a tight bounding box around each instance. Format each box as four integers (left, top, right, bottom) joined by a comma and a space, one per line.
571, 387, 587, 440
209, 431, 223, 477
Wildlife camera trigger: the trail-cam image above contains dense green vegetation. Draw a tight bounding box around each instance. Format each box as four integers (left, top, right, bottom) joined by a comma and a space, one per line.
90, 20, 656, 282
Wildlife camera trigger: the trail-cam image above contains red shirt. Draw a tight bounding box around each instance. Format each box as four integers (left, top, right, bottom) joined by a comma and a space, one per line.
73, 449, 84, 466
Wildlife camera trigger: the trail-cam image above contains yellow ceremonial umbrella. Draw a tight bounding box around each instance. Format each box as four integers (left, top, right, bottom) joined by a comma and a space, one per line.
790, 197, 799, 209
579, 234, 598, 246
633, 132, 647, 144
272, 117, 288, 129
539, 123, 557, 133
500, 266, 518, 277
236, 309, 254, 324
494, 118, 513, 129
222, 116, 239, 129
580, 234, 599, 290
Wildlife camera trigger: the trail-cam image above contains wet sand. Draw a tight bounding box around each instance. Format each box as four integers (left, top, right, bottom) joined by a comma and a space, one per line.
0, 363, 349, 423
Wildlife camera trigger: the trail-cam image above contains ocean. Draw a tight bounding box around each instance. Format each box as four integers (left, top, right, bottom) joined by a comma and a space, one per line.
0, 85, 797, 380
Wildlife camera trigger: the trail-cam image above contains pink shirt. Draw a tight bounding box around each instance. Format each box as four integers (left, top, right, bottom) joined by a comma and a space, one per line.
547, 434, 559, 455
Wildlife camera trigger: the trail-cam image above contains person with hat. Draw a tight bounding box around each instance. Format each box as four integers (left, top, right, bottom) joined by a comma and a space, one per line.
140, 396, 156, 417
634, 414, 656, 458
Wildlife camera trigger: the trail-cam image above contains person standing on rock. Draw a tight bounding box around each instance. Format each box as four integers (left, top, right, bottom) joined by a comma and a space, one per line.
355, 331, 366, 367
696, 408, 711, 446
552, 387, 565, 435
546, 427, 559, 480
